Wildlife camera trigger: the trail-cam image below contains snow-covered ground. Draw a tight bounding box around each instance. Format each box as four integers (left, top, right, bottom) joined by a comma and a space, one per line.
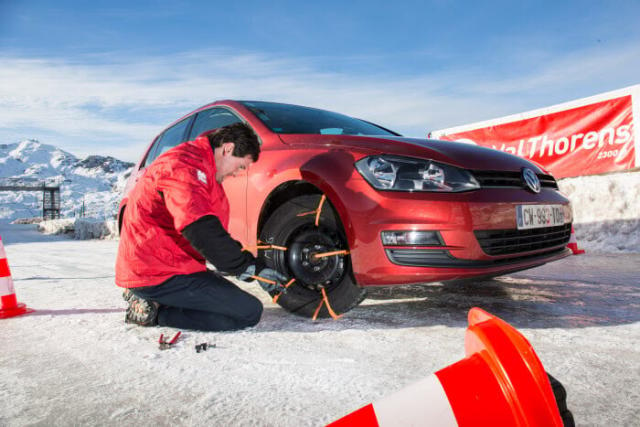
1, 222, 638, 426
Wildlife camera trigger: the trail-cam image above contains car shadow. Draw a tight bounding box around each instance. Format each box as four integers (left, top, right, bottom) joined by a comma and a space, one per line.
255, 255, 640, 332
16, 275, 115, 281
26, 308, 126, 316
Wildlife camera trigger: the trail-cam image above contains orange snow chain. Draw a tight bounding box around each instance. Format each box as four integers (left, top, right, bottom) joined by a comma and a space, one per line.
312, 249, 349, 259
272, 278, 297, 303
312, 287, 343, 321
251, 275, 294, 289
254, 274, 342, 321
250, 275, 277, 285
242, 242, 287, 252
296, 194, 326, 227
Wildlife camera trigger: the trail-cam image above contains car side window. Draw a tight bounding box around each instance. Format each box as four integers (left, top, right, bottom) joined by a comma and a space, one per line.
143, 117, 192, 167
188, 108, 242, 140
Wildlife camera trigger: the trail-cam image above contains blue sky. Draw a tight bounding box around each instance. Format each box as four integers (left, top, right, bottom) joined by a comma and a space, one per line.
1, 0, 639, 161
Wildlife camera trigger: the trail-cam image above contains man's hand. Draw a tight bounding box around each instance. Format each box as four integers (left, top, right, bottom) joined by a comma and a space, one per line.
237, 264, 256, 282
237, 265, 289, 293
255, 268, 288, 293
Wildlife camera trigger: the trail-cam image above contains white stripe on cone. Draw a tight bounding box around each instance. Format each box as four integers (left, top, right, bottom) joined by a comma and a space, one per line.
328, 308, 564, 427
1, 236, 14, 296
373, 374, 457, 426
568, 230, 577, 244
567, 225, 585, 255
0, 276, 15, 297
0, 235, 33, 318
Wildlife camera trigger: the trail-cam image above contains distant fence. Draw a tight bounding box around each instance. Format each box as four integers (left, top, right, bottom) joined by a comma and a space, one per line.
0, 178, 61, 219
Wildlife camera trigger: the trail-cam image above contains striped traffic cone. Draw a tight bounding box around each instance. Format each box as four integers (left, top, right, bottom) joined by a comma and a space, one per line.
566, 225, 585, 255
328, 308, 563, 427
0, 235, 34, 319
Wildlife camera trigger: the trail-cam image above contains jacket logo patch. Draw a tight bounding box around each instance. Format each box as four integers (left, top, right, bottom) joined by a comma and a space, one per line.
197, 170, 208, 184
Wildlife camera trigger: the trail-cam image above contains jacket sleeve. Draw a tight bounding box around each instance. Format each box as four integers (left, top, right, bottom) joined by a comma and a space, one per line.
181, 215, 263, 275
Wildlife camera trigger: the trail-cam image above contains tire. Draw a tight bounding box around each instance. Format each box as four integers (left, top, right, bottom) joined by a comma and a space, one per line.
259, 194, 366, 318
547, 372, 575, 427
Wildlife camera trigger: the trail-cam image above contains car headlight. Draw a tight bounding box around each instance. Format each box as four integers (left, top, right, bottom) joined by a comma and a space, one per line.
355, 155, 480, 192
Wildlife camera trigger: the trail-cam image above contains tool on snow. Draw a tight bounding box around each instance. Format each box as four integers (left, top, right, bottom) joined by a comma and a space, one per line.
158, 331, 182, 350
195, 342, 216, 352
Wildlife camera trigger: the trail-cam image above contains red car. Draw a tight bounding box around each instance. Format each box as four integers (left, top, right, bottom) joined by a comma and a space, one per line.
120, 100, 573, 317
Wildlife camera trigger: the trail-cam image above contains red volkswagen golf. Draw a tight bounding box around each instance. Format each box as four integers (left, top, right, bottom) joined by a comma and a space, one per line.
120, 100, 573, 317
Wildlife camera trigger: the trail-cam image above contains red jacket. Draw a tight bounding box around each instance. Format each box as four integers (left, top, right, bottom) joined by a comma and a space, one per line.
115, 136, 230, 288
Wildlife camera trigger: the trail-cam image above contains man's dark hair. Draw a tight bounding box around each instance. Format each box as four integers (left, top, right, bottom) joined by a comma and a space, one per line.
207, 123, 260, 162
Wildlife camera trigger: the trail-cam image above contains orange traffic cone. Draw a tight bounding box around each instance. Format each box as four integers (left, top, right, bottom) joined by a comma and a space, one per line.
328, 308, 563, 426
566, 225, 585, 255
0, 235, 34, 319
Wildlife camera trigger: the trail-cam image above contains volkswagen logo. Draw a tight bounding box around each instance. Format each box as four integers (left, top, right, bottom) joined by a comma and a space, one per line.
522, 168, 541, 193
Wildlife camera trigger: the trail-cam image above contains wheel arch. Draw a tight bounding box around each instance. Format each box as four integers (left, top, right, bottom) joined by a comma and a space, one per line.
253, 148, 364, 260
256, 178, 356, 250
257, 181, 320, 236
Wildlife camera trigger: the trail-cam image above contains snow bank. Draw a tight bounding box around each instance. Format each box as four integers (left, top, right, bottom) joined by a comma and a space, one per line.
37, 218, 75, 235
73, 218, 118, 240
11, 217, 42, 224
37, 218, 118, 239
559, 170, 640, 253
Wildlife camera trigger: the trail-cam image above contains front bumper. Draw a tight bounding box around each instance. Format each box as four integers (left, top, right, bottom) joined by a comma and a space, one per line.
341, 180, 573, 286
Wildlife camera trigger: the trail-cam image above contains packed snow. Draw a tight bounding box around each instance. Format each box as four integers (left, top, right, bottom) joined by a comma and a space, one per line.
0, 223, 638, 425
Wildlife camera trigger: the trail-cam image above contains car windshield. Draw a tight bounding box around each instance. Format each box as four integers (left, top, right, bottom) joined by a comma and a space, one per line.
241, 101, 400, 136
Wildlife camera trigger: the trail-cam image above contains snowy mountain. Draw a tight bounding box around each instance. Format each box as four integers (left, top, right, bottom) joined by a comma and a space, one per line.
0, 139, 134, 220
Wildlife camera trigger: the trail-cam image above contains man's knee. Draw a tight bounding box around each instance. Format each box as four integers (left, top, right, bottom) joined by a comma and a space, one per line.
240, 295, 263, 327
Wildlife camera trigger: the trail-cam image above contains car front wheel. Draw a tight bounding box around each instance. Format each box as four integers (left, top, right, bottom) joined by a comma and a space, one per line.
259, 194, 366, 318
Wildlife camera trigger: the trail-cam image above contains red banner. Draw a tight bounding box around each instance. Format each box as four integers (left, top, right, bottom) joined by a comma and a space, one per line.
439, 96, 635, 178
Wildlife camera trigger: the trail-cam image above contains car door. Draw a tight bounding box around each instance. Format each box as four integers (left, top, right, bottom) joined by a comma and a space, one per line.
141, 116, 194, 170
127, 116, 194, 195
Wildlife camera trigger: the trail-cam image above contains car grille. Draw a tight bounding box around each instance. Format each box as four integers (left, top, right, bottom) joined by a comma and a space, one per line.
385, 247, 569, 267
385, 249, 452, 266
472, 171, 558, 189
474, 224, 571, 256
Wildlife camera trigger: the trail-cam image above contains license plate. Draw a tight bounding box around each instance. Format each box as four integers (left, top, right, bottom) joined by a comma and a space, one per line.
516, 204, 565, 230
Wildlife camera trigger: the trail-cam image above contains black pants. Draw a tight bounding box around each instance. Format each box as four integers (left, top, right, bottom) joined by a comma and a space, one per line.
130, 271, 263, 332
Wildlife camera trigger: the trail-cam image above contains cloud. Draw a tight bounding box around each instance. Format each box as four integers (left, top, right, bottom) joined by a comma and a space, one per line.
0, 43, 638, 161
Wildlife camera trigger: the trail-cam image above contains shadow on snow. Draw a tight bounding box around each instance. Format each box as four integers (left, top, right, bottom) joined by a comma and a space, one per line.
255, 254, 640, 332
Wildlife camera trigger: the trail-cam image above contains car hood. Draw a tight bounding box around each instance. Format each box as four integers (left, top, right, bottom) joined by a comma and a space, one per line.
278, 134, 545, 173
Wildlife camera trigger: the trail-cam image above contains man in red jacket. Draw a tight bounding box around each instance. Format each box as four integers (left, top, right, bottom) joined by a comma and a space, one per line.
116, 123, 287, 331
